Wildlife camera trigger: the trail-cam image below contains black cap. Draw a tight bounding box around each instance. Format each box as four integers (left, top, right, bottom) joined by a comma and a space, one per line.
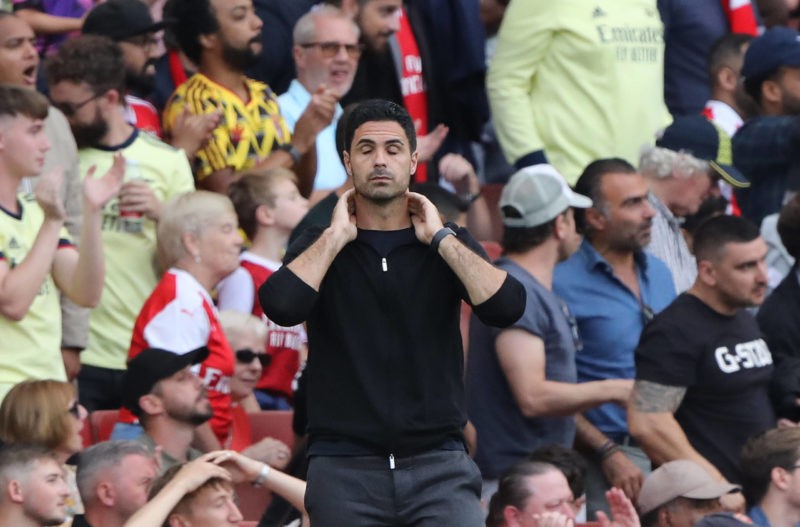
656, 115, 750, 189
742, 27, 800, 90
83, 0, 167, 40
121, 346, 209, 416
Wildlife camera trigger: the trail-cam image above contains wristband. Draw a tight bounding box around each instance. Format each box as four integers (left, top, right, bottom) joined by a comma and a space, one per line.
276, 143, 302, 164
463, 191, 481, 205
252, 463, 271, 487
596, 440, 620, 462
430, 227, 456, 253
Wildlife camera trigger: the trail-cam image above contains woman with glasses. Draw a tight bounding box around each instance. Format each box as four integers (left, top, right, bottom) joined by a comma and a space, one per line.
0, 379, 88, 526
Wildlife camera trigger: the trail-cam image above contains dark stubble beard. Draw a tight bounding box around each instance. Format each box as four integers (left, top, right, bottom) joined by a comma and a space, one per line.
70, 108, 109, 149
222, 38, 260, 71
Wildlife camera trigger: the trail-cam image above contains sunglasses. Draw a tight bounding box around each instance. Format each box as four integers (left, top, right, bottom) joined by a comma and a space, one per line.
300, 41, 363, 59
67, 400, 81, 419
236, 348, 271, 367
50, 92, 103, 117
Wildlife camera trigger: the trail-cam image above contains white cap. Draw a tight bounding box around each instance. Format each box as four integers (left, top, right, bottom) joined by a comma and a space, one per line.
499, 164, 592, 228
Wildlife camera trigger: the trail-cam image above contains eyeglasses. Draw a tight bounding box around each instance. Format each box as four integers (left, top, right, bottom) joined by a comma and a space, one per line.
66, 400, 81, 419
122, 34, 160, 50
300, 41, 363, 59
51, 92, 103, 117
236, 348, 271, 367
559, 300, 583, 352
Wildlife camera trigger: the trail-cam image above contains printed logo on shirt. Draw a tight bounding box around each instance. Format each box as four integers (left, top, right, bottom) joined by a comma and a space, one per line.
8, 237, 19, 250
714, 339, 773, 374
592, 6, 606, 18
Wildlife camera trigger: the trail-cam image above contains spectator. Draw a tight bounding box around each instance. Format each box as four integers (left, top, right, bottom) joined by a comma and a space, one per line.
82, 0, 166, 137
734, 27, 800, 224
11, 0, 83, 58
553, 158, 676, 516
637, 460, 738, 527
260, 99, 525, 526
115, 191, 241, 449
0, 10, 86, 381
217, 170, 309, 411
703, 33, 757, 137
163, 0, 337, 195
641, 115, 750, 292
659, 0, 758, 118
0, 83, 122, 398
73, 441, 157, 527
487, 1, 669, 183
467, 164, 632, 504
278, 5, 359, 204
486, 460, 639, 527
45, 35, 196, 412
529, 445, 589, 521
758, 196, 800, 422
0, 445, 71, 527
125, 450, 307, 527
629, 216, 774, 503
0, 380, 89, 525
740, 427, 800, 527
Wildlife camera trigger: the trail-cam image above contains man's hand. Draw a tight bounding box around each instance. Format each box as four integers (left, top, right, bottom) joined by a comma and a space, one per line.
173, 453, 233, 493
719, 492, 746, 514
240, 437, 292, 470
607, 379, 635, 406
35, 166, 66, 221
170, 104, 222, 159
596, 487, 641, 527
438, 153, 478, 195
206, 450, 264, 485
292, 84, 338, 153
118, 180, 162, 221
415, 124, 448, 163
407, 191, 445, 245
328, 188, 357, 244
601, 450, 644, 502
61, 347, 81, 381
83, 152, 125, 211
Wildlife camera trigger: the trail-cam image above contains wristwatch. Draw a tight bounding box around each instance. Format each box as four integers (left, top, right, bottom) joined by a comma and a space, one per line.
276, 143, 302, 164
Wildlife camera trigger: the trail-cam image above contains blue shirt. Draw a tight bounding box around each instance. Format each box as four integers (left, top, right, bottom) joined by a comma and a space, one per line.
277, 79, 346, 191
553, 240, 676, 435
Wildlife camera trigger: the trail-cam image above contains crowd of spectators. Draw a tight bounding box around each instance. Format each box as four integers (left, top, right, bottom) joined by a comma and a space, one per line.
2, 0, 800, 526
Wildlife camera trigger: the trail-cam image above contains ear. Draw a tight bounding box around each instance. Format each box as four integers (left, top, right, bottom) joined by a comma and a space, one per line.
584, 207, 607, 233
718, 66, 738, 92
255, 203, 275, 227
138, 393, 164, 417
696, 259, 717, 287
168, 513, 189, 527
762, 79, 782, 106
343, 150, 352, 176
293, 45, 306, 69
771, 466, 791, 491
7, 480, 24, 504
198, 32, 217, 52
97, 481, 115, 507
554, 213, 568, 240
502, 505, 523, 527
181, 231, 201, 262
409, 150, 419, 177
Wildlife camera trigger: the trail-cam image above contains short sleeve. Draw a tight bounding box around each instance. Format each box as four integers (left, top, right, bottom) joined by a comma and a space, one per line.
635, 321, 698, 387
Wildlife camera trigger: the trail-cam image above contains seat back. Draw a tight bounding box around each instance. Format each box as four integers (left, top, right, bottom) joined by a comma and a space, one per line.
90, 409, 120, 444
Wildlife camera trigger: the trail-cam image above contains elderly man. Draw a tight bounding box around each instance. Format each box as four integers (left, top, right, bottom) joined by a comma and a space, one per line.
279, 5, 359, 204
640, 115, 750, 292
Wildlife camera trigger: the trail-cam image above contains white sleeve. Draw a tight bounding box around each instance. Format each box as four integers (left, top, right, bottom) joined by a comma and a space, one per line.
142, 294, 210, 353
216, 267, 255, 313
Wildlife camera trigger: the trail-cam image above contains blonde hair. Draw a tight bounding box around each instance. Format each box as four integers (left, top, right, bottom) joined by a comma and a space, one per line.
639, 145, 710, 181
218, 310, 267, 349
227, 169, 298, 240
156, 190, 235, 270
0, 380, 75, 451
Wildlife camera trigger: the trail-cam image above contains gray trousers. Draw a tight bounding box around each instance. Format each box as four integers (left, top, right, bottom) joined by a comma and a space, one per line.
305, 449, 484, 527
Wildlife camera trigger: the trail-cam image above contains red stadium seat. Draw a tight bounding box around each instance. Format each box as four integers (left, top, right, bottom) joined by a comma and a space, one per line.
89, 410, 120, 444
248, 410, 295, 449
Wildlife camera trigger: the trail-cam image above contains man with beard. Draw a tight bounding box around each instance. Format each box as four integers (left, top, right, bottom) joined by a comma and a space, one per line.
279, 5, 360, 204
734, 27, 800, 225
260, 99, 526, 526
165, 0, 337, 195
0, 445, 71, 527
121, 347, 215, 471
553, 159, 676, 518
629, 216, 775, 501
0, 10, 85, 382
82, 0, 166, 138
45, 36, 196, 412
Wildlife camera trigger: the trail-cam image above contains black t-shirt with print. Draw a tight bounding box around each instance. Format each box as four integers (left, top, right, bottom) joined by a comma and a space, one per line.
635, 293, 776, 483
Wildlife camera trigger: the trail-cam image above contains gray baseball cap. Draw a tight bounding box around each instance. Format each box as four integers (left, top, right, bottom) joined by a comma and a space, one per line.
499, 164, 592, 228
637, 460, 740, 515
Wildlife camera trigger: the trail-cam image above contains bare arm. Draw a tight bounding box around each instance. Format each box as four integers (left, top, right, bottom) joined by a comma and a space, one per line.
574, 414, 644, 502
15, 8, 82, 35
497, 329, 633, 417
53, 154, 124, 307
628, 379, 725, 480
